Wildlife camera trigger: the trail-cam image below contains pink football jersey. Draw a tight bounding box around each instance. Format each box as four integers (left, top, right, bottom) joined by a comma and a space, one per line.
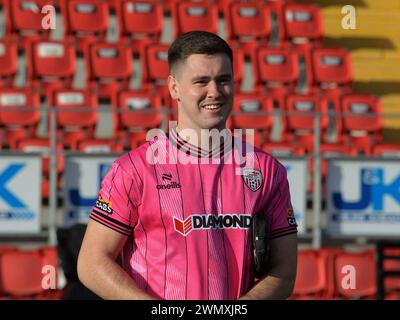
90, 127, 297, 299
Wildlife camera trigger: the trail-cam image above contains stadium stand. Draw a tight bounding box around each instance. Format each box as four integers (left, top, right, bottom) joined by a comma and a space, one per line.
0, 0, 399, 301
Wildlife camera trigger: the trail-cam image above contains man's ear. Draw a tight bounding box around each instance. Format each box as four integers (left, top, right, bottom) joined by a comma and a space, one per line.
168, 75, 179, 101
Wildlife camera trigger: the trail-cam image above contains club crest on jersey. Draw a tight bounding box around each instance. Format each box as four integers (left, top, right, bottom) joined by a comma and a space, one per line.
173, 214, 252, 236
242, 168, 263, 192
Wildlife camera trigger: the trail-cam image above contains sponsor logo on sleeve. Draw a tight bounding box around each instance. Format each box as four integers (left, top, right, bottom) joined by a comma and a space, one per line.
287, 208, 297, 226
95, 197, 113, 215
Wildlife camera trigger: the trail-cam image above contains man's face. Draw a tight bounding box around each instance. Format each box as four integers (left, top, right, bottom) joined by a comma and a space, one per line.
168, 53, 234, 132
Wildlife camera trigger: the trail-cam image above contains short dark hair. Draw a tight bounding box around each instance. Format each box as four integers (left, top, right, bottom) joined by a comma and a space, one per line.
168, 31, 233, 75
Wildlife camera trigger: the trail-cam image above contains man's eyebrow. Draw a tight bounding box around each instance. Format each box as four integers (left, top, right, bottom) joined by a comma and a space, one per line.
191, 74, 232, 81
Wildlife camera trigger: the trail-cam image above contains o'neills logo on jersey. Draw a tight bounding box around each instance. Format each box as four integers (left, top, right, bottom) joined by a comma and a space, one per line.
173, 214, 252, 236
156, 181, 181, 190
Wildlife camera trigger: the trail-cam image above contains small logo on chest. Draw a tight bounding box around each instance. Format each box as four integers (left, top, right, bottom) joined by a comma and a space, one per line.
242, 168, 263, 192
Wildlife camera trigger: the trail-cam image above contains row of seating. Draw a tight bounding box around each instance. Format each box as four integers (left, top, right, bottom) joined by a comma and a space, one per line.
0, 246, 62, 299
0, 37, 352, 97
290, 248, 400, 300
2, 0, 323, 48
0, 86, 384, 149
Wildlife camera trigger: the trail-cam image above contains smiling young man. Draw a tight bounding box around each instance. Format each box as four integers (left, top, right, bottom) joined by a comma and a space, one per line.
77, 31, 297, 300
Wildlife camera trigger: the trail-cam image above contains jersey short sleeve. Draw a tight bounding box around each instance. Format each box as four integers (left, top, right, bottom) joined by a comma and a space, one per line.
265, 161, 298, 240
89, 161, 138, 236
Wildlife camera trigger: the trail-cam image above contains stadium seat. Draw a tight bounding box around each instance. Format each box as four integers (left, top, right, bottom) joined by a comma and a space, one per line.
117, 0, 164, 43
0, 37, 18, 87
225, 1, 271, 56
0, 247, 62, 299
61, 0, 110, 51
16, 137, 65, 199
384, 258, 400, 298
334, 250, 376, 299
284, 3, 323, 43
118, 89, 163, 128
114, 89, 163, 149
291, 250, 328, 299
76, 139, 123, 153
373, 143, 400, 158
341, 94, 383, 153
312, 47, 353, 90
0, 87, 41, 149
86, 42, 133, 99
27, 39, 77, 96
172, 1, 218, 38
254, 46, 300, 91
285, 94, 329, 151
231, 93, 274, 145
141, 42, 169, 86
3, 0, 53, 47
262, 142, 306, 157
47, 88, 98, 149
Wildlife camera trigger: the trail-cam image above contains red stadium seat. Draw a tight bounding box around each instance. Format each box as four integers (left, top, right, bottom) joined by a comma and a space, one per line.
27, 39, 77, 96
48, 88, 98, 149
284, 3, 323, 43
3, 0, 53, 47
225, 2, 271, 56
341, 94, 383, 153
291, 250, 328, 299
172, 1, 218, 37
231, 93, 274, 135
373, 143, 400, 158
0, 247, 62, 299
384, 259, 400, 297
16, 138, 65, 199
0, 87, 41, 148
255, 46, 300, 90
117, 0, 164, 43
334, 250, 376, 299
141, 42, 169, 85
262, 142, 306, 157
76, 138, 123, 153
0, 37, 18, 87
114, 89, 163, 148
312, 47, 352, 89
118, 89, 163, 128
86, 42, 133, 99
285, 94, 329, 150
61, 0, 110, 51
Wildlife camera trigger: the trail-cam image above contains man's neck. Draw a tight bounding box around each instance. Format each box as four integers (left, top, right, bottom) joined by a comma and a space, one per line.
175, 125, 230, 152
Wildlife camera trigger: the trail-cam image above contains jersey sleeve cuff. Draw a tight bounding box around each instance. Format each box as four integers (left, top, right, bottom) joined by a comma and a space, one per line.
90, 209, 133, 236
269, 226, 298, 240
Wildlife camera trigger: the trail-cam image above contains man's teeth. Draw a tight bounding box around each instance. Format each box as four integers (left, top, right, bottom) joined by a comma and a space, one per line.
203, 104, 221, 110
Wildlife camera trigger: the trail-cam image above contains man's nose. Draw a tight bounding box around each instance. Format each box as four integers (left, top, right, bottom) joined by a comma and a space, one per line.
207, 81, 222, 98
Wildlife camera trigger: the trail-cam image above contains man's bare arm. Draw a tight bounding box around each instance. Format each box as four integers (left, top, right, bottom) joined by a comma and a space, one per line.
240, 233, 298, 300
77, 220, 157, 300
